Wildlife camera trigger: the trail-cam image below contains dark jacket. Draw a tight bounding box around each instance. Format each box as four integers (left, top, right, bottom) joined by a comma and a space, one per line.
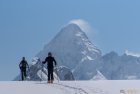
19, 60, 29, 70
43, 56, 57, 69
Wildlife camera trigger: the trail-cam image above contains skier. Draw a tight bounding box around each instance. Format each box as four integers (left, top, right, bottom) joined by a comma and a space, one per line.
42, 52, 57, 83
19, 57, 29, 81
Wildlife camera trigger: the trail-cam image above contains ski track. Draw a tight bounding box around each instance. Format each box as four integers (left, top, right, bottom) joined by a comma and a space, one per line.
39, 82, 107, 94
54, 82, 109, 94
54, 83, 88, 94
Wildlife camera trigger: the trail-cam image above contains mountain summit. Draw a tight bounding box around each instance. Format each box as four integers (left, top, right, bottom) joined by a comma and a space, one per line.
36, 23, 101, 80
37, 23, 101, 69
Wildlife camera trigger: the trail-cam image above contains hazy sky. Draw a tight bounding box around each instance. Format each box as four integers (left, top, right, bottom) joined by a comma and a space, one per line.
0, 0, 140, 80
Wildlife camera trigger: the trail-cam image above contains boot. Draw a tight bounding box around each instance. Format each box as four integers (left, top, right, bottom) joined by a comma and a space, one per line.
50, 80, 53, 83
47, 80, 51, 83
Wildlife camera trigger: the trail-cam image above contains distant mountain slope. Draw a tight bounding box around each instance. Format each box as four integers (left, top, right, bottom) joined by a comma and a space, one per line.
100, 51, 140, 80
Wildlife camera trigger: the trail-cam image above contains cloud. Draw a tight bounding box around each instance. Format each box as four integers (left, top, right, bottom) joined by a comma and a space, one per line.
69, 19, 92, 33
125, 50, 140, 57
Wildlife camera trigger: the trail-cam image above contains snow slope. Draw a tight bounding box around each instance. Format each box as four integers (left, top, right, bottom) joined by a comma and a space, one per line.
0, 81, 139, 94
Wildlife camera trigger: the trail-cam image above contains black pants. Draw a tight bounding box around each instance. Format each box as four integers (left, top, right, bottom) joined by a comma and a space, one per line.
21, 69, 27, 81
48, 68, 54, 81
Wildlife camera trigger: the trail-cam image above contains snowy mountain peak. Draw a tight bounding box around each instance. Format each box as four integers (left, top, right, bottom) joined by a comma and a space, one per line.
37, 23, 101, 65
52, 23, 90, 45
61, 23, 83, 34
35, 22, 101, 80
